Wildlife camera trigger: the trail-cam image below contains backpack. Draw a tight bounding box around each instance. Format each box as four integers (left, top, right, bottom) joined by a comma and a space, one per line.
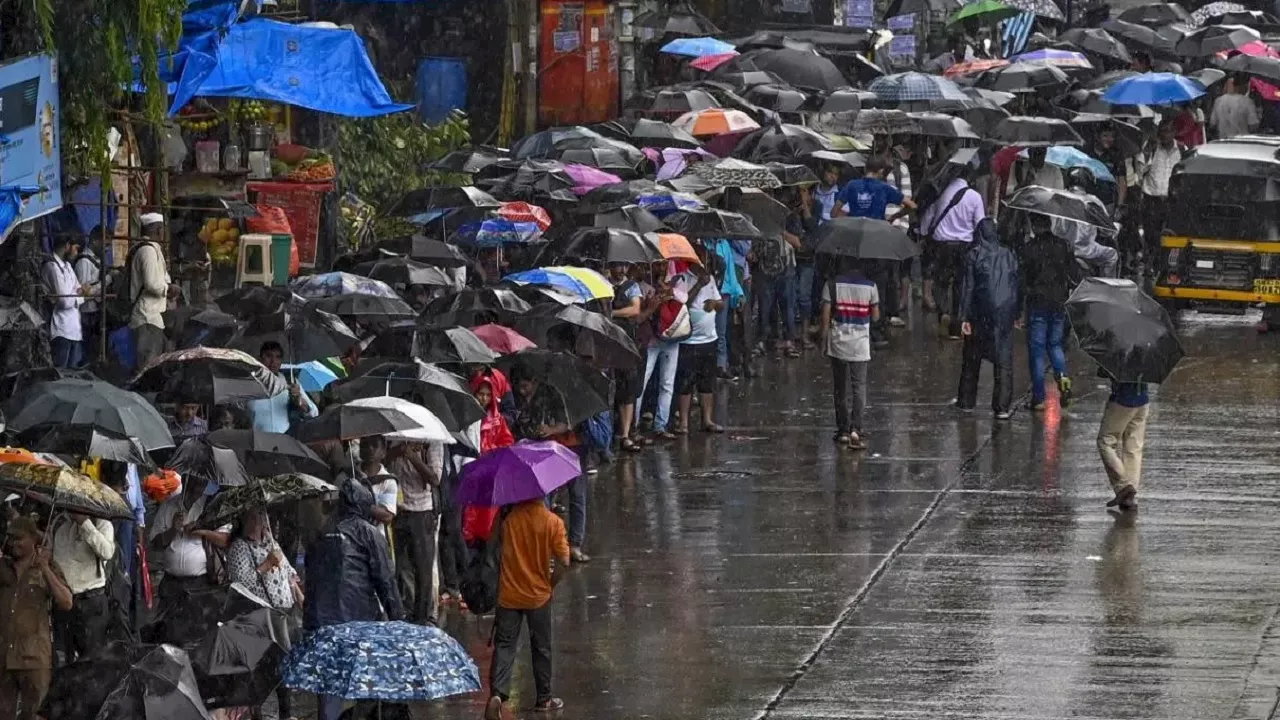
654, 298, 691, 342
105, 241, 154, 329
459, 509, 507, 615
755, 236, 787, 276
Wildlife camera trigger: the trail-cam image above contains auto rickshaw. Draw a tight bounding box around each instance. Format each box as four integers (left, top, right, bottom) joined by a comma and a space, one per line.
1155, 135, 1280, 328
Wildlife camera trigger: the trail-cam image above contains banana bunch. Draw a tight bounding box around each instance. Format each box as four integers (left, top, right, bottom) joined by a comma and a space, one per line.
199, 217, 241, 266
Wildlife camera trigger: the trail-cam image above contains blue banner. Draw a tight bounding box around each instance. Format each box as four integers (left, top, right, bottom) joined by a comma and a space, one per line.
0, 53, 62, 223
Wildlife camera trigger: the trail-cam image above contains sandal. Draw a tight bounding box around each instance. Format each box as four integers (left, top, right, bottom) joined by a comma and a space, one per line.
786, 347, 801, 358
847, 433, 867, 451
620, 437, 641, 452
671, 425, 689, 435
834, 433, 850, 444
532, 697, 565, 712
702, 422, 725, 433
655, 430, 678, 440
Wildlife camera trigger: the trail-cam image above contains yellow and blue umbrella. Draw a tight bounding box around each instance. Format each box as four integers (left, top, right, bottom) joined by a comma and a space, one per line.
504, 266, 614, 301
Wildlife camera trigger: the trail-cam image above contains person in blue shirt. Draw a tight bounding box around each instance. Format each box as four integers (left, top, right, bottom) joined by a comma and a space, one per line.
833, 156, 917, 221
248, 341, 319, 433
1098, 378, 1150, 512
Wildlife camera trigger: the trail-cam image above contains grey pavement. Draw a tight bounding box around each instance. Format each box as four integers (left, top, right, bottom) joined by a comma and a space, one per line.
388, 310, 1280, 720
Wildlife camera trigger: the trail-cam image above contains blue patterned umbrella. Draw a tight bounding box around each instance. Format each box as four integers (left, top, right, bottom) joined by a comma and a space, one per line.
282, 621, 480, 701
290, 272, 401, 301
449, 219, 544, 248
660, 36, 737, 57
868, 72, 969, 102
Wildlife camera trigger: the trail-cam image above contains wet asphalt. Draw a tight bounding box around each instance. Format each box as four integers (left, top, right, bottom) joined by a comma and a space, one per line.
400, 308, 1280, 720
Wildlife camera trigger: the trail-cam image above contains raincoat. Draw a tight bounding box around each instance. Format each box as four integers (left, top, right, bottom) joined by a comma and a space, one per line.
303, 479, 404, 630
463, 371, 513, 544
958, 218, 1019, 362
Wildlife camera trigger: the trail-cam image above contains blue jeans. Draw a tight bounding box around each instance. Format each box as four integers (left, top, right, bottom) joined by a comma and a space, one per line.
1027, 308, 1068, 403
636, 341, 679, 431
756, 272, 796, 342
795, 262, 815, 324
715, 300, 731, 369
51, 337, 82, 369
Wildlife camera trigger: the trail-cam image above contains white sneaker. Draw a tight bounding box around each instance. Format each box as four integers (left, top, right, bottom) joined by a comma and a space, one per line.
888, 316, 906, 327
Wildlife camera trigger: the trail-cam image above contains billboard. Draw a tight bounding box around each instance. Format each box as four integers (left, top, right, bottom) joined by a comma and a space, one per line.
0, 53, 61, 222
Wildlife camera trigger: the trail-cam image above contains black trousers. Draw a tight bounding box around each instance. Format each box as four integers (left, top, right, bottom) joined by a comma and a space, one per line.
395, 509, 440, 624
438, 472, 465, 593
53, 589, 110, 665
956, 334, 1014, 413
929, 242, 967, 336
490, 604, 554, 704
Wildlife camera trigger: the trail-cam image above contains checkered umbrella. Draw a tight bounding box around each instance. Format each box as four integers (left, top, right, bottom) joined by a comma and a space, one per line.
868, 72, 969, 103
1001, 0, 1064, 20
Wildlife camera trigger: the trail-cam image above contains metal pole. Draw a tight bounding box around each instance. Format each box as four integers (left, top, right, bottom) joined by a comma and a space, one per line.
99, 183, 109, 364
525, 0, 540, 135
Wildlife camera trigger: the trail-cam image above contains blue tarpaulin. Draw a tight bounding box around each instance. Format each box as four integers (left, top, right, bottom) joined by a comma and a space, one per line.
153, 14, 411, 118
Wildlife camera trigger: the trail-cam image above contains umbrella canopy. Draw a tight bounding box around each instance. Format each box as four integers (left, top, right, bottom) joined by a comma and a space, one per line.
215, 286, 304, 319
42, 641, 154, 720
1219, 53, 1280, 84
1060, 27, 1133, 63
627, 88, 721, 118
990, 116, 1084, 147
633, 1, 720, 36
869, 71, 969, 102
667, 207, 765, 240
813, 217, 918, 260
565, 163, 625, 193
388, 186, 501, 217
282, 621, 480, 701
413, 326, 500, 364
149, 582, 273, 646
173, 308, 242, 351
1102, 72, 1205, 105
5, 378, 173, 451
701, 186, 788, 239
199, 473, 336, 530
743, 84, 808, 112
290, 272, 401, 301
455, 440, 581, 506
505, 266, 616, 301
949, 0, 1022, 24
732, 48, 850, 92
421, 287, 533, 327
809, 88, 878, 113
409, 236, 470, 267
1066, 277, 1184, 383
1118, 1, 1191, 26
976, 62, 1072, 92
559, 147, 637, 175
470, 324, 538, 354
351, 257, 454, 289
312, 293, 418, 327
1069, 88, 1155, 119
1005, 185, 1114, 229
280, 361, 339, 393
130, 347, 287, 404
661, 36, 737, 57
1100, 19, 1182, 60
1038, 145, 1117, 182
688, 157, 783, 189
510, 126, 610, 159
628, 118, 705, 149
296, 396, 454, 444
230, 306, 361, 364
712, 69, 788, 90
690, 51, 741, 72
802, 149, 867, 170
905, 111, 979, 139
765, 161, 819, 186
733, 123, 833, 162
330, 359, 485, 432
190, 607, 289, 710
1189, 1, 1246, 26
648, 232, 700, 261
514, 304, 641, 369
208, 429, 330, 479
0, 462, 133, 520
95, 644, 213, 720
494, 350, 612, 425
1002, 0, 1064, 20
162, 436, 251, 488
27, 425, 152, 466
943, 58, 1012, 77
1011, 48, 1094, 69
556, 227, 664, 265
428, 146, 509, 174
672, 108, 761, 136
1176, 24, 1259, 56
812, 108, 920, 136
591, 204, 671, 234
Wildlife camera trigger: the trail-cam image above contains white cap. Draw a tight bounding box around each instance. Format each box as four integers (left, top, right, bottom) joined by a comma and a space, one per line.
140, 212, 164, 227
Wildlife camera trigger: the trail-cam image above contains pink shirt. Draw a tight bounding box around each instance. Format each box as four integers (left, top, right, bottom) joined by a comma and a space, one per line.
920, 178, 986, 244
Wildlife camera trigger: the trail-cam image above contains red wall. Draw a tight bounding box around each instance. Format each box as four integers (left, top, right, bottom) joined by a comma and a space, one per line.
539, 0, 619, 126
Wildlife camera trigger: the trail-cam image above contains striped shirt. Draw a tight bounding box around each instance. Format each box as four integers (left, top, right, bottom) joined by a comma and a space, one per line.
821, 274, 879, 362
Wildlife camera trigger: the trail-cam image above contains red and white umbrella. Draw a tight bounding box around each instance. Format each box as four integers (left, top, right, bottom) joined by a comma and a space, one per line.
672, 108, 761, 137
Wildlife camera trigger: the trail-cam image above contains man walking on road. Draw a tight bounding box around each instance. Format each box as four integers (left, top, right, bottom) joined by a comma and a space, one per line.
486, 498, 571, 719
1019, 214, 1077, 411
955, 218, 1019, 418
1098, 379, 1150, 512
819, 260, 879, 451
919, 172, 986, 339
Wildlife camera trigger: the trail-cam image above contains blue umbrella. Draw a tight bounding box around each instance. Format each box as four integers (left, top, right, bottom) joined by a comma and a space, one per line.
1020, 146, 1116, 182
635, 190, 708, 216
660, 36, 737, 57
281, 362, 339, 392
1012, 48, 1093, 68
1102, 72, 1205, 106
450, 219, 544, 248
282, 621, 480, 701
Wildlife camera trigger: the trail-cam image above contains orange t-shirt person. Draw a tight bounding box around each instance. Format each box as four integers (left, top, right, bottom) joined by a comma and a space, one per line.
497, 500, 570, 610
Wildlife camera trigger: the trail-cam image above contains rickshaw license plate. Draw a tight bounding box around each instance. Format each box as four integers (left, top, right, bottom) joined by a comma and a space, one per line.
1254, 279, 1280, 295
1195, 260, 1215, 269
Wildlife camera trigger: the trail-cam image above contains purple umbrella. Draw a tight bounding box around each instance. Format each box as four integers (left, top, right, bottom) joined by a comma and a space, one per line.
455, 440, 582, 506
565, 163, 623, 195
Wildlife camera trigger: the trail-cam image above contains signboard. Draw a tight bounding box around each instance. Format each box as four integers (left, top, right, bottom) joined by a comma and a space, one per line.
0, 53, 61, 222
887, 13, 916, 31
845, 0, 874, 27
246, 181, 333, 268
888, 35, 917, 58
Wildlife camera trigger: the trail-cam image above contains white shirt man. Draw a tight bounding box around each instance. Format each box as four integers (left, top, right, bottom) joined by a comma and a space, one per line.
49, 514, 115, 595
41, 249, 83, 344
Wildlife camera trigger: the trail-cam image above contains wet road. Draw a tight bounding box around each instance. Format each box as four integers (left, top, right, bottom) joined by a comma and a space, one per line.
415, 310, 1280, 720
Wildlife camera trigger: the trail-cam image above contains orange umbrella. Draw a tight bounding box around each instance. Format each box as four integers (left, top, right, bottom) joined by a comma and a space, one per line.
672, 108, 761, 136
0, 448, 46, 466
944, 58, 1010, 77
649, 232, 700, 262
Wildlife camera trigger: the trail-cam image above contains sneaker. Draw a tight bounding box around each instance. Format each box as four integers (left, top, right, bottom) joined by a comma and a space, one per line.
995, 410, 1012, 420
951, 399, 975, 413
570, 547, 591, 563
1031, 401, 1046, 411
888, 316, 906, 327
1057, 376, 1073, 408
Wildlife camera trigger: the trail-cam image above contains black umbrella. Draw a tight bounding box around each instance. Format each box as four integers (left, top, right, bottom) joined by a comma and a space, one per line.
1117, 1, 1191, 27
93, 645, 213, 720
1175, 23, 1259, 56
633, 1, 719, 36
813, 217, 918, 260
975, 62, 1071, 92
198, 473, 335, 529
146, 582, 272, 647
1060, 27, 1133, 63
0, 296, 42, 332
1066, 277, 1185, 383
579, 179, 663, 212
130, 347, 287, 404
329, 359, 485, 431
906, 111, 980, 139
743, 84, 808, 112
494, 349, 612, 425
352, 257, 455, 288
810, 108, 920, 136
557, 146, 639, 175
1070, 115, 1145, 156
1100, 19, 1181, 60
293, 399, 438, 443
591, 204, 671, 234
214, 286, 302, 319
627, 87, 720, 117
413, 326, 500, 364
712, 69, 788, 91
162, 436, 251, 488
702, 186, 789, 239
420, 287, 532, 327
733, 123, 833, 162
510, 126, 616, 160
173, 308, 242, 350
808, 88, 878, 113
191, 608, 290, 710
1219, 53, 1280, 84
312, 293, 418, 327
765, 162, 820, 186
1084, 68, 1140, 90
730, 49, 850, 92
484, 159, 577, 196
429, 146, 509, 174
26, 425, 152, 466
667, 207, 764, 241
688, 157, 783, 189
1068, 88, 1155, 120
230, 306, 361, 364
5, 378, 174, 450
515, 305, 641, 369
409, 236, 470, 268
802, 149, 867, 169
1005, 185, 1114, 229
990, 116, 1084, 147
208, 428, 330, 479
628, 118, 704, 149
41, 641, 154, 720
555, 227, 664, 265
388, 186, 501, 217
0, 367, 96, 408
